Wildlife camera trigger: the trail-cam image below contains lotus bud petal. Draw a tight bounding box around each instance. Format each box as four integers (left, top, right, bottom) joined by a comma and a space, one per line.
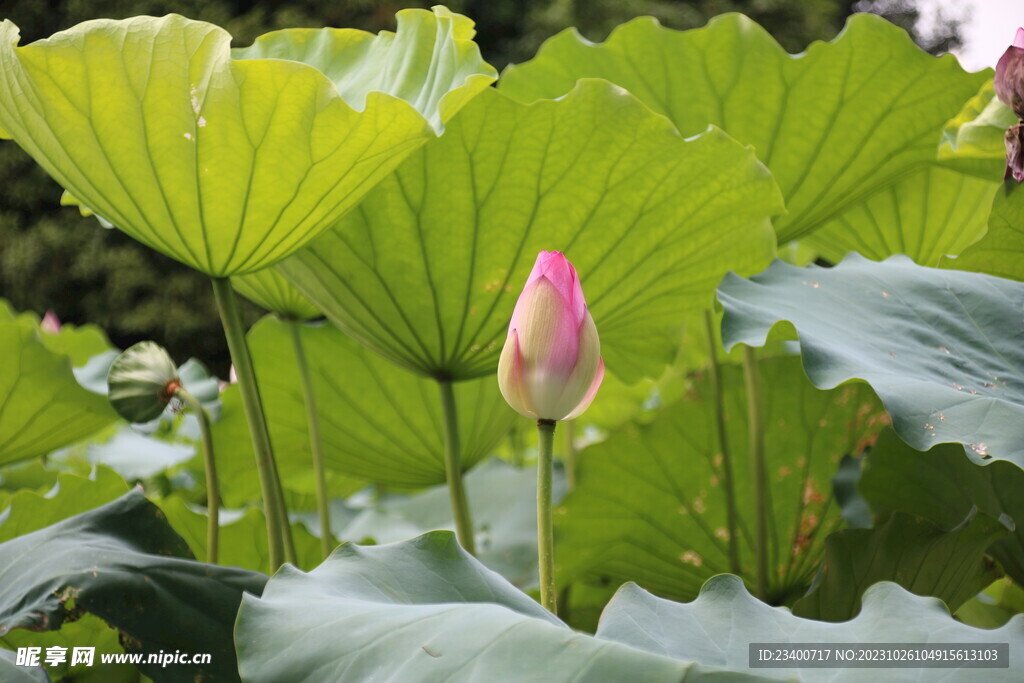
107, 341, 180, 423
996, 28, 1024, 119
498, 251, 604, 421
40, 310, 61, 334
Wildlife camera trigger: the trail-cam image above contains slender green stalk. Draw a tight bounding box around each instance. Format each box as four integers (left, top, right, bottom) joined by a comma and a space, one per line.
742, 345, 769, 599
563, 420, 577, 493
287, 319, 332, 560
175, 387, 219, 564
537, 419, 557, 613
210, 276, 289, 570
437, 379, 476, 555
704, 309, 741, 575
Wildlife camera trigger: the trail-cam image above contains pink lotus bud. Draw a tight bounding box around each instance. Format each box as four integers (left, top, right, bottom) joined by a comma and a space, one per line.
40, 310, 61, 334
497, 251, 604, 421
996, 28, 1024, 119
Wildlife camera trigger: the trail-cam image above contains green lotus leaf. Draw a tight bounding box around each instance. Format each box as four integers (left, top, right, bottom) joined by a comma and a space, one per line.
558, 355, 884, 605
597, 575, 1024, 681
861, 428, 1024, 586
235, 531, 765, 682
0, 8, 496, 276
212, 315, 514, 495
0, 316, 116, 466
0, 490, 267, 683
231, 6, 496, 134
806, 166, 997, 266
951, 183, 1024, 280
499, 13, 987, 244
792, 509, 1009, 621
938, 79, 1016, 179
280, 80, 782, 381
719, 254, 1024, 467
233, 269, 321, 321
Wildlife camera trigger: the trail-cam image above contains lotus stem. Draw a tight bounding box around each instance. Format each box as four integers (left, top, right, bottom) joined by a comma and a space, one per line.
704, 309, 741, 575
286, 319, 332, 560
563, 420, 577, 492
537, 418, 557, 613
210, 276, 292, 570
742, 344, 769, 599
175, 386, 219, 564
437, 379, 476, 555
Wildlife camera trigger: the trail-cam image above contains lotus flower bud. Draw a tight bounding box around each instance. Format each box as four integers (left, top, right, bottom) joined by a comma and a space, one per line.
995, 28, 1024, 120
498, 251, 604, 421
40, 310, 61, 334
107, 341, 180, 423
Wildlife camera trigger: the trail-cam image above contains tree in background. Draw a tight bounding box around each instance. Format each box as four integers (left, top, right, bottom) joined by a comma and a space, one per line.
0, 0, 961, 374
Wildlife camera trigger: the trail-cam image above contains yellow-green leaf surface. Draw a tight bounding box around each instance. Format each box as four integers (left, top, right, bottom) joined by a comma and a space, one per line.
212, 316, 514, 495
0, 312, 116, 466
233, 269, 321, 321
0, 8, 496, 276
807, 166, 997, 266
938, 80, 1017, 179
280, 80, 782, 381
500, 13, 987, 244
950, 182, 1024, 280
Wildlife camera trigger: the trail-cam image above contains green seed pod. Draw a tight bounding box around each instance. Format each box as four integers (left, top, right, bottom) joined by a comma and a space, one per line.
107, 341, 180, 423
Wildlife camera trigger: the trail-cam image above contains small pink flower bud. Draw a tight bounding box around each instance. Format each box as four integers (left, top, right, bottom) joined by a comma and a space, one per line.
40, 310, 61, 334
497, 251, 604, 421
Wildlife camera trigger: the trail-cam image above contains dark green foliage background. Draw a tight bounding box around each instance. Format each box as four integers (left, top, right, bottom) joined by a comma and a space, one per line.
0, 0, 956, 373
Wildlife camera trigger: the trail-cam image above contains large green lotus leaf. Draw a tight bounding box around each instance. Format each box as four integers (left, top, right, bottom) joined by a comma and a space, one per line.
213, 315, 514, 494
0, 9, 496, 276
597, 575, 1024, 682
235, 531, 766, 682
951, 183, 1024, 280
806, 166, 997, 266
938, 80, 1016, 179
0, 319, 116, 466
232, 7, 496, 134
233, 269, 321, 321
499, 14, 985, 244
719, 254, 1024, 467
791, 509, 1009, 621
559, 355, 885, 605
0, 490, 267, 683
861, 428, 1024, 586
280, 80, 782, 381
340, 459, 567, 588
